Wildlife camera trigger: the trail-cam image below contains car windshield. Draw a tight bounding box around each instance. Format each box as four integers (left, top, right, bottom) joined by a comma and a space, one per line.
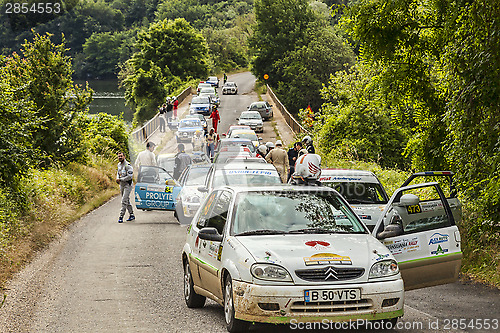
232, 191, 367, 235
199, 88, 214, 94
231, 132, 258, 141
179, 120, 201, 128
185, 167, 209, 186
322, 182, 388, 204
192, 97, 210, 104
213, 169, 281, 188
241, 113, 261, 119
224, 82, 235, 87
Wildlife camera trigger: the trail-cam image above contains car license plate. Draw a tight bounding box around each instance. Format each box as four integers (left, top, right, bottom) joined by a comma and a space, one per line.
304, 289, 360, 302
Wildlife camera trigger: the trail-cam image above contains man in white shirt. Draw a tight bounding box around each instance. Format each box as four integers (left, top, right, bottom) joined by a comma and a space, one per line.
135, 142, 157, 170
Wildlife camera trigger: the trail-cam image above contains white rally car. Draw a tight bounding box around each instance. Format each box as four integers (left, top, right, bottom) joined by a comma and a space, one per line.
319, 169, 389, 231
182, 182, 462, 331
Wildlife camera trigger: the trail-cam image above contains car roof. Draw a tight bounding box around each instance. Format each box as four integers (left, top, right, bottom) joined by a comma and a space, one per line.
231, 129, 257, 135
214, 162, 278, 171
219, 138, 253, 143
157, 153, 176, 159
207, 76, 218, 80
220, 184, 337, 194
249, 101, 267, 106
241, 111, 261, 115
319, 169, 380, 183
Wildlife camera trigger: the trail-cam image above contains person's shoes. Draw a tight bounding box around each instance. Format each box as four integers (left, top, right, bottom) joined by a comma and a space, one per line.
126, 215, 135, 222
118, 218, 123, 223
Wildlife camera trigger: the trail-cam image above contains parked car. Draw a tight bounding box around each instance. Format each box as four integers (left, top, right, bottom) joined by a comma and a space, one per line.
221, 125, 251, 138
229, 129, 261, 148
189, 96, 212, 116
216, 138, 256, 155
175, 164, 211, 224
222, 81, 238, 95
157, 152, 210, 175
134, 166, 181, 211
319, 169, 390, 231
176, 119, 204, 143
197, 82, 213, 94
212, 146, 254, 164
183, 181, 462, 331
199, 87, 220, 106
206, 76, 220, 88
237, 111, 264, 133
248, 101, 273, 120
182, 186, 404, 331
185, 114, 208, 133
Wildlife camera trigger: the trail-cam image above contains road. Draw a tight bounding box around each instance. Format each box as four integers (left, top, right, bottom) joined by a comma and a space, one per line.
0, 73, 498, 333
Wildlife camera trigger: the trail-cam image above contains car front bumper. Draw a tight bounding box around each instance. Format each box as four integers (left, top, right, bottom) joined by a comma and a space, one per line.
232, 279, 404, 324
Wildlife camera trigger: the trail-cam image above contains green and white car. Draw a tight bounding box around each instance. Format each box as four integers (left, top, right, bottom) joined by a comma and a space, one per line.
182, 182, 461, 331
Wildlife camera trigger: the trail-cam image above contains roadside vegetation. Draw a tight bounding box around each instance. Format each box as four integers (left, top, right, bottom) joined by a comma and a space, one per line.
0, 34, 129, 288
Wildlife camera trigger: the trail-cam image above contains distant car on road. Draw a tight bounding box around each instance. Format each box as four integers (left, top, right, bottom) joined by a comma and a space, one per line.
175, 164, 211, 224
199, 89, 220, 106
185, 114, 208, 133
229, 129, 261, 148
206, 76, 220, 88
221, 125, 251, 139
248, 101, 273, 120
197, 82, 212, 94
237, 111, 264, 133
216, 138, 256, 155
222, 81, 238, 95
176, 119, 204, 143
189, 96, 212, 116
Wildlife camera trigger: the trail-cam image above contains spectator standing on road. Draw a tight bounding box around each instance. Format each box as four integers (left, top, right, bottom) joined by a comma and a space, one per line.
287, 141, 302, 181
256, 144, 267, 158
166, 97, 173, 120
266, 140, 289, 183
116, 152, 135, 223
173, 96, 179, 119
135, 142, 157, 170
205, 128, 217, 160
159, 104, 166, 132
209, 105, 220, 133
265, 141, 275, 155
223, 73, 227, 84
174, 143, 192, 180
302, 135, 316, 154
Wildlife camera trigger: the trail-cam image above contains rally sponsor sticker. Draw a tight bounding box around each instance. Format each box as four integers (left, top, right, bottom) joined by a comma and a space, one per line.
304, 253, 352, 266
384, 236, 420, 255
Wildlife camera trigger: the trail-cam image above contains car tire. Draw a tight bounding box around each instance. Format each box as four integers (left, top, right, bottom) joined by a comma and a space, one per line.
184, 261, 206, 308
224, 276, 250, 332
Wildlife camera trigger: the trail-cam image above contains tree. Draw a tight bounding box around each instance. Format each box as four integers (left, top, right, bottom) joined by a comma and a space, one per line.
120, 18, 209, 124
3, 33, 92, 166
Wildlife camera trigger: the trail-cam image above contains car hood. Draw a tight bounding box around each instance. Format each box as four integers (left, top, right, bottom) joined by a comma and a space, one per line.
234, 233, 391, 283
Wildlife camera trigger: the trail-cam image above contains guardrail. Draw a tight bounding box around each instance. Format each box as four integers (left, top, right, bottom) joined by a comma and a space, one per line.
131, 86, 193, 143
266, 85, 307, 134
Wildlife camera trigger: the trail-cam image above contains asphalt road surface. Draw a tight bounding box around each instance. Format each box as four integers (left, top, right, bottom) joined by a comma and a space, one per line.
0, 73, 498, 333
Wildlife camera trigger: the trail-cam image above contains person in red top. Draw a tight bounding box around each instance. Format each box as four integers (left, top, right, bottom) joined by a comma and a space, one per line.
209, 105, 220, 133
173, 96, 179, 119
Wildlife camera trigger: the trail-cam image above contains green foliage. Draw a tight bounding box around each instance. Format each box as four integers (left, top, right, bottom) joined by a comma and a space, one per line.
250, 0, 355, 114
120, 18, 209, 125
317, 64, 409, 169
84, 113, 129, 156
3, 33, 93, 167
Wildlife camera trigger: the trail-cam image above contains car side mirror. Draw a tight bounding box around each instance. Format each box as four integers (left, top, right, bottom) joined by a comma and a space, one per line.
377, 223, 404, 239
394, 193, 420, 207
197, 186, 208, 192
198, 227, 223, 242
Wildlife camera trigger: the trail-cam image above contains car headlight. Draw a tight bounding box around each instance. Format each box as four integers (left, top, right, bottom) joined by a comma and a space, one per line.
369, 260, 399, 279
251, 264, 292, 282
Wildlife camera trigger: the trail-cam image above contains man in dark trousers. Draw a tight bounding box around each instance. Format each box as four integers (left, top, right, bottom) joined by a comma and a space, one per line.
116, 151, 135, 223
287, 141, 302, 181
173, 143, 192, 180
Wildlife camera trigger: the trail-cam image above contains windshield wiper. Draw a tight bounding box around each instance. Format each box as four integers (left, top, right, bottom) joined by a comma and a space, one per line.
236, 229, 286, 236
288, 228, 348, 234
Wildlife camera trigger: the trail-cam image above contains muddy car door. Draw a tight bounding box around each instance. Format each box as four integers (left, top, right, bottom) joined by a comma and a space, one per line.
196, 190, 233, 300
372, 182, 462, 290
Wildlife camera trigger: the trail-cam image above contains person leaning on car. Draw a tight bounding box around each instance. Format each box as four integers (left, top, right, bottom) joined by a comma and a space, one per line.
265, 140, 289, 183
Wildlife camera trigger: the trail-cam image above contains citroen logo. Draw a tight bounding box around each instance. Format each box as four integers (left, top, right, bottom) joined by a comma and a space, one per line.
324, 267, 338, 280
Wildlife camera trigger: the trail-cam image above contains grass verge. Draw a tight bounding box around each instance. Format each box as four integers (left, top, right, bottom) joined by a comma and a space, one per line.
0, 153, 119, 289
